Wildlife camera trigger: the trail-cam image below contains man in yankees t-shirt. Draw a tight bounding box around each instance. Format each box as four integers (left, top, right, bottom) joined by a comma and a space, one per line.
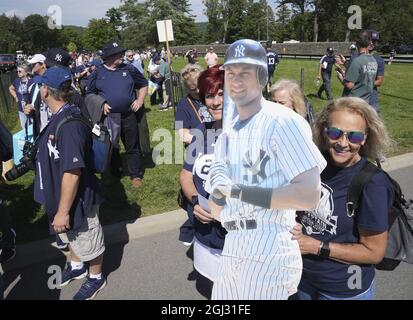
206, 39, 326, 300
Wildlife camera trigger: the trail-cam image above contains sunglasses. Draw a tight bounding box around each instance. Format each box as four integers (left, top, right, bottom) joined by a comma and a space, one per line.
325, 127, 366, 144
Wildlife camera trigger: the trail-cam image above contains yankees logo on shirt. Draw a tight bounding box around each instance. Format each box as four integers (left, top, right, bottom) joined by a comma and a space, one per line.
299, 183, 338, 235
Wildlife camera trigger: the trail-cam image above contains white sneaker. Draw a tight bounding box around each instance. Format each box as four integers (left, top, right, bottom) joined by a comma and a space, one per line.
182, 240, 194, 247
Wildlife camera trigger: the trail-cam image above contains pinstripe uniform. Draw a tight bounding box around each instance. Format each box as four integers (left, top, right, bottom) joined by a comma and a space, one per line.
210, 99, 326, 300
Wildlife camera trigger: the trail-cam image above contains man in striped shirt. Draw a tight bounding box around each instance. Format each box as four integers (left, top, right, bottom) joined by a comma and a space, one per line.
206, 39, 326, 300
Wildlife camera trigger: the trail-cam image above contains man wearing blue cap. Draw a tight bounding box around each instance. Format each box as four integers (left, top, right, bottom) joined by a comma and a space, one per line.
34, 67, 106, 300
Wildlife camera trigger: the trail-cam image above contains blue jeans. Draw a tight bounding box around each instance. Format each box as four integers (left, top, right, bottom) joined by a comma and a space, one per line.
318, 73, 333, 100
296, 278, 376, 300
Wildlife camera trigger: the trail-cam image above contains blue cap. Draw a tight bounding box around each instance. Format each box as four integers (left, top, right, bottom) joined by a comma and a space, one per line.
34, 67, 72, 89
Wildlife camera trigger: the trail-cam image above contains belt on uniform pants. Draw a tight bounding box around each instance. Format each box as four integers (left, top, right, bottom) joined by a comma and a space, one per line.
223, 219, 257, 231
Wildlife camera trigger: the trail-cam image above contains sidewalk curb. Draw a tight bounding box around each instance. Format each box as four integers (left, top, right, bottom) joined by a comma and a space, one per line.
2, 152, 413, 273
2, 209, 187, 273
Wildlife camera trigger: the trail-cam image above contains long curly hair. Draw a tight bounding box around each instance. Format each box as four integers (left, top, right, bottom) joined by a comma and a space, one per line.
270, 79, 306, 118
312, 97, 394, 159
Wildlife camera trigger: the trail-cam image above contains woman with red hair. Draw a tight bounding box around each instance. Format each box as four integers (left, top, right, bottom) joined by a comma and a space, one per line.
179, 66, 227, 297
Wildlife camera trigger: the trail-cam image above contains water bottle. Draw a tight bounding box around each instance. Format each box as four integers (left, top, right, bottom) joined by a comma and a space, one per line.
316, 79, 321, 87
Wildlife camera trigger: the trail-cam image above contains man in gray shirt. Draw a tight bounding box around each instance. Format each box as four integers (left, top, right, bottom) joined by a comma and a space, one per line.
337, 30, 378, 103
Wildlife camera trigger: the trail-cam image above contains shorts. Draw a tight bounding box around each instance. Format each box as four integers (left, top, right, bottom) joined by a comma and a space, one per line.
58, 205, 105, 262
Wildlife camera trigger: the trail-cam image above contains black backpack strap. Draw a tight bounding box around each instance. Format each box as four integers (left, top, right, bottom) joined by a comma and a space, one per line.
55, 113, 92, 139
347, 161, 380, 217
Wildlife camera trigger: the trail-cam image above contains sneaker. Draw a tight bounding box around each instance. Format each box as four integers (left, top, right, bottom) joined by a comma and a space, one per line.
73, 276, 107, 300
182, 240, 193, 247
60, 263, 88, 287
131, 177, 143, 188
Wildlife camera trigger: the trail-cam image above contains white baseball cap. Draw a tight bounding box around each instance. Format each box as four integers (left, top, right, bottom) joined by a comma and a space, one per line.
27, 53, 46, 64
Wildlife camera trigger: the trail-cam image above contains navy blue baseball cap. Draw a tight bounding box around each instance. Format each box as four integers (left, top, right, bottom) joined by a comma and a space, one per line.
101, 41, 126, 59
34, 66, 72, 89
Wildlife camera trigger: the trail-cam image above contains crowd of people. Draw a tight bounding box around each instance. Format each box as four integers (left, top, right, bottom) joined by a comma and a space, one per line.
0, 28, 398, 300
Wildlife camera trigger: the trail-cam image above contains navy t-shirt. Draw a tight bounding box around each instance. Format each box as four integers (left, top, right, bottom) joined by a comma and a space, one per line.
12, 78, 34, 111
174, 95, 213, 130
297, 157, 393, 297
182, 121, 227, 249
267, 51, 279, 74
86, 63, 148, 113
34, 105, 102, 235
320, 55, 336, 75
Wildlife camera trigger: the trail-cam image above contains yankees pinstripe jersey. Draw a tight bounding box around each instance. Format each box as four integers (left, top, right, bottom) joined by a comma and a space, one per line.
211, 99, 326, 259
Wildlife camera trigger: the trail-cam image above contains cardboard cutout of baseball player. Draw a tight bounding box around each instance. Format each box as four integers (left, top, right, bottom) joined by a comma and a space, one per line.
206, 39, 327, 300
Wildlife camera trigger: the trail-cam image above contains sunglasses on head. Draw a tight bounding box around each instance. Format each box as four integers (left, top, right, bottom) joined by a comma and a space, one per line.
325, 127, 366, 144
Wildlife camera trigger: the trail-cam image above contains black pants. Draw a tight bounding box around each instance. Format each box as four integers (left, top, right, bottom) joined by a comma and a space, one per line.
150, 76, 164, 105
318, 72, 333, 100
0, 200, 14, 249
111, 111, 144, 179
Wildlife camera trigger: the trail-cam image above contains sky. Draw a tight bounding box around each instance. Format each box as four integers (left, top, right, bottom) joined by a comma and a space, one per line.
0, 0, 208, 27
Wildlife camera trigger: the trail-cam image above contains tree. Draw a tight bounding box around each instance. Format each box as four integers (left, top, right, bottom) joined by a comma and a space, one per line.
203, 0, 225, 43
273, 3, 293, 42
225, 0, 247, 43
82, 18, 119, 50
242, 0, 275, 41
59, 26, 83, 50
119, 0, 199, 48
67, 42, 77, 53
0, 14, 24, 53
21, 14, 61, 52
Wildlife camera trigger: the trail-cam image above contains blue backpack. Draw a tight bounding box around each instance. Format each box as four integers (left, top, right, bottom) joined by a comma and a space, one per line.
55, 114, 112, 174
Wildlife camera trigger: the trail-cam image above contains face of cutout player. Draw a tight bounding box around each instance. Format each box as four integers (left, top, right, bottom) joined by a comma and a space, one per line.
224, 63, 262, 108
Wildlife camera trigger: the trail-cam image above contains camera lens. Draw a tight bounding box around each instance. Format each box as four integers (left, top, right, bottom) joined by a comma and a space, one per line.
5, 162, 30, 181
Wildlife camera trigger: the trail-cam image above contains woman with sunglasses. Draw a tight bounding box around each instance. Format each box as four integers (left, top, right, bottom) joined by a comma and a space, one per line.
178, 66, 227, 297
292, 97, 394, 300
8, 65, 33, 129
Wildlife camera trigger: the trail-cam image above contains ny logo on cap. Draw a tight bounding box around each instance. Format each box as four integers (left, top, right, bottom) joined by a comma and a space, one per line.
234, 45, 245, 58
113, 42, 118, 47
55, 54, 63, 62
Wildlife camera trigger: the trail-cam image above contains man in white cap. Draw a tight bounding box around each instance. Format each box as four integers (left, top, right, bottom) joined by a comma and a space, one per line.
24, 53, 49, 137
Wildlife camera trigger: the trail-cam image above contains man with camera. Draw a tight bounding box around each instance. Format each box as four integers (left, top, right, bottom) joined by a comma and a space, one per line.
33, 67, 106, 300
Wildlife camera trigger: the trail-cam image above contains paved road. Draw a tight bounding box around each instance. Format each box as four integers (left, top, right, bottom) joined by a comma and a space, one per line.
2, 164, 413, 300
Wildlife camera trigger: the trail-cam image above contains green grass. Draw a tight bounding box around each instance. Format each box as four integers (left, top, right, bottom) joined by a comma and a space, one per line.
1, 58, 412, 243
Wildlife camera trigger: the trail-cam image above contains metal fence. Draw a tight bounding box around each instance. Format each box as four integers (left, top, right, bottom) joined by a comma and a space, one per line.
171, 71, 184, 109
0, 71, 17, 122
278, 53, 413, 64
